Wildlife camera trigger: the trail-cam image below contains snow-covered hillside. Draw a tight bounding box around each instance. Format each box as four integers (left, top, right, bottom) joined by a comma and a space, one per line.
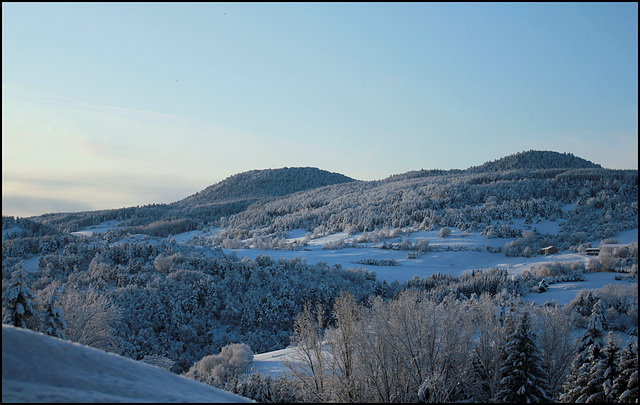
2, 153, 637, 403
1, 325, 252, 403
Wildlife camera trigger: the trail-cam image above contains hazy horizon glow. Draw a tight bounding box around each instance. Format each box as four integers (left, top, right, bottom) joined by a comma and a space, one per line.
3, 3, 638, 217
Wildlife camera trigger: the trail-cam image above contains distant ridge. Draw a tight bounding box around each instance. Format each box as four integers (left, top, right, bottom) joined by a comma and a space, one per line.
13, 149, 635, 237
177, 167, 355, 206
468, 150, 602, 172
382, 150, 601, 182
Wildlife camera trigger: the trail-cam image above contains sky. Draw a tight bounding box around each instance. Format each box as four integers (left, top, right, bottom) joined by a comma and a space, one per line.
2, 2, 638, 217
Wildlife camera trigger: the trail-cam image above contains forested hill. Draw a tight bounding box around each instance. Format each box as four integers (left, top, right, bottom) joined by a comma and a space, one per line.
468, 150, 602, 172
176, 167, 355, 206
374, 150, 600, 183
215, 150, 636, 246
173, 151, 600, 208
14, 167, 356, 233
7, 150, 636, 239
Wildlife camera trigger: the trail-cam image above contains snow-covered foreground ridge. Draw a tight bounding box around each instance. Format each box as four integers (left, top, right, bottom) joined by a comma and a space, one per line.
1, 325, 252, 403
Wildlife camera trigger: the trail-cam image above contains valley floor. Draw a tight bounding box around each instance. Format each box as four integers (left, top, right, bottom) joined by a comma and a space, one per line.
68, 221, 638, 306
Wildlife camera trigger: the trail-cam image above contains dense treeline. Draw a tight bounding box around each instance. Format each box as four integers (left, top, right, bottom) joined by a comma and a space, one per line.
280, 290, 572, 402
2, 216, 61, 238
2, 236, 380, 373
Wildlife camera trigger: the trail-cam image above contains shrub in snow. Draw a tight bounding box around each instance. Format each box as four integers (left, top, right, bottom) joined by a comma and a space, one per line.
406, 251, 420, 259
230, 370, 297, 403
439, 226, 452, 238
355, 258, 399, 266
321, 239, 344, 250
186, 343, 254, 387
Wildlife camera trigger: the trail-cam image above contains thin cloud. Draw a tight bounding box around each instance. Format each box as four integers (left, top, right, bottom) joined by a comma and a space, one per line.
2, 195, 93, 217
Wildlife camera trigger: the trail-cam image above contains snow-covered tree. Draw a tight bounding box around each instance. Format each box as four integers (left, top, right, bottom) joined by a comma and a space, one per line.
185, 343, 253, 388
560, 300, 607, 402
439, 226, 452, 238
283, 302, 328, 402
597, 332, 621, 403
60, 286, 122, 352
466, 294, 505, 402
418, 294, 475, 403
2, 264, 35, 329
325, 291, 362, 402
495, 310, 550, 403
537, 278, 549, 293
351, 295, 400, 402
612, 338, 638, 403
570, 289, 600, 319
40, 289, 67, 339
534, 304, 576, 400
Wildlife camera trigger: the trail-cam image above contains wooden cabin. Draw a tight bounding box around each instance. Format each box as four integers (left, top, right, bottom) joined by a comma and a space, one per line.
539, 246, 558, 255
586, 247, 600, 256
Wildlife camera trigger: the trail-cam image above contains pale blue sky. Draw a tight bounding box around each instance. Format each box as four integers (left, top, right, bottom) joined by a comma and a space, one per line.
2, 2, 638, 217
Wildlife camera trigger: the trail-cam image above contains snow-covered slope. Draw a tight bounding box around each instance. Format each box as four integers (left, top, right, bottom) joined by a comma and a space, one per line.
1, 325, 252, 403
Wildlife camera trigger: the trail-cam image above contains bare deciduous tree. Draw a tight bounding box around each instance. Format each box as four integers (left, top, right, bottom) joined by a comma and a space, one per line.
59, 286, 122, 353
283, 302, 328, 402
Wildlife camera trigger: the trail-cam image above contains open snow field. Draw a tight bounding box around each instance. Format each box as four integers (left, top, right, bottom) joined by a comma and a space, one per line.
251, 346, 297, 377
70, 219, 123, 236
217, 227, 637, 284
2, 325, 252, 403
522, 271, 636, 306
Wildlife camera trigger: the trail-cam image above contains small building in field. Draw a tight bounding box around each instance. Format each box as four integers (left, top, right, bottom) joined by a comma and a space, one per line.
539, 246, 558, 255
586, 247, 600, 256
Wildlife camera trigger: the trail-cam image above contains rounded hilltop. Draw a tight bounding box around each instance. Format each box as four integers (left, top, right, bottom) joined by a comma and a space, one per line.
177, 167, 355, 206
468, 150, 602, 172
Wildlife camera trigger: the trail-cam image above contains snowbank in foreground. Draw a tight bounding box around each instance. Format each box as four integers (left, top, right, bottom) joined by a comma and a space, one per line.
1, 325, 252, 403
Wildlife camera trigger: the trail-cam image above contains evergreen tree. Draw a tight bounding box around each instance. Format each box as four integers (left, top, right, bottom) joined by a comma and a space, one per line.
41, 290, 67, 339
560, 300, 607, 402
495, 311, 550, 403
2, 263, 35, 329
585, 332, 619, 403
468, 347, 494, 402
612, 339, 638, 403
